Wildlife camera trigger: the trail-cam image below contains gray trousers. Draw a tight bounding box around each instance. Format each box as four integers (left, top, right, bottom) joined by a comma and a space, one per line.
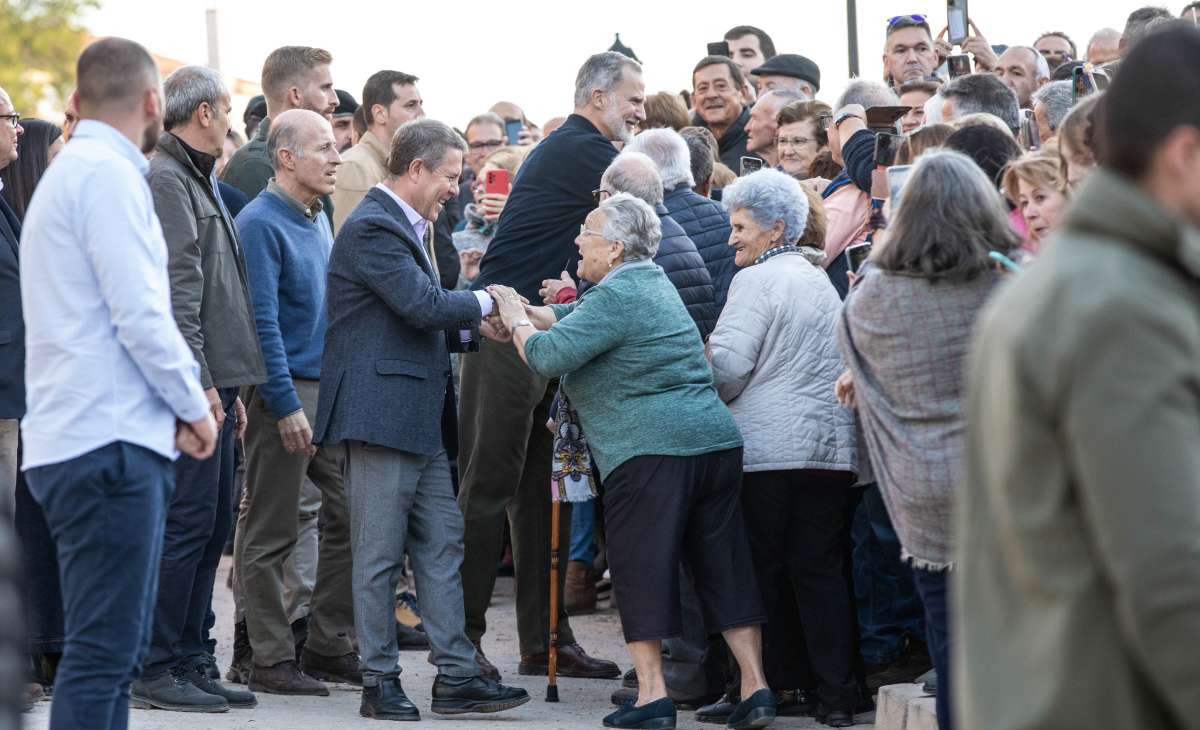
344, 443, 479, 682
0, 419, 17, 518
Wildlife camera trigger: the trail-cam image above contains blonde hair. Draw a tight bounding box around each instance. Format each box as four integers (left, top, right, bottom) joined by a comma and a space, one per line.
481, 145, 528, 176
797, 184, 827, 250
710, 162, 737, 190
261, 46, 333, 110
1001, 152, 1065, 206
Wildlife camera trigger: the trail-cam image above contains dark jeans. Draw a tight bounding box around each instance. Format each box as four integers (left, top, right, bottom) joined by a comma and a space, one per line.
145, 389, 237, 676
26, 442, 175, 730
741, 470, 858, 711
852, 483, 924, 664
913, 567, 952, 730
14, 434, 64, 657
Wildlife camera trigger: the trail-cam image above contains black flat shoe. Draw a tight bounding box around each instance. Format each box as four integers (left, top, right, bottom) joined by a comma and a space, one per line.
430, 674, 530, 715
603, 697, 677, 729
361, 676, 419, 721
696, 692, 739, 724
727, 688, 776, 729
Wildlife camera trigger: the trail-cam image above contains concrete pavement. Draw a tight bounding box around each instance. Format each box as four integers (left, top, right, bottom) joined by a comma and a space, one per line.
25, 555, 878, 729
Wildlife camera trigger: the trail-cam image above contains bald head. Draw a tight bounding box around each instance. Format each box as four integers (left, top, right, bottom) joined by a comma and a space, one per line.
602, 151, 664, 206
490, 101, 524, 122
267, 108, 341, 203
268, 108, 330, 168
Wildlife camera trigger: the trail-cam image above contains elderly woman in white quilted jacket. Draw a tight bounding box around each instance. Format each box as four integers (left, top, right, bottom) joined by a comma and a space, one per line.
706, 168, 861, 727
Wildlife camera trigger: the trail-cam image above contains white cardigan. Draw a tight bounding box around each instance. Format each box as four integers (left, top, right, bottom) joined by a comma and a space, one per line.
708, 251, 858, 474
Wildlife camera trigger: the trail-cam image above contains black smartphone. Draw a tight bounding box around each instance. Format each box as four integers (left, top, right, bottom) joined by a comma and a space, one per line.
707, 41, 731, 57
740, 156, 764, 176
947, 0, 969, 45
948, 54, 972, 78
873, 133, 904, 168
845, 243, 873, 274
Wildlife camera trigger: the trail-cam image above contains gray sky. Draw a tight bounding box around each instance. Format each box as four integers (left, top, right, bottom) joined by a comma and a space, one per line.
86, 0, 1149, 127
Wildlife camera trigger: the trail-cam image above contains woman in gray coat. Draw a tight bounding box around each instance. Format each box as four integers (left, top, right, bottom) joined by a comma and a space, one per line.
836, 150, 1020, 730
707, 169, 859, 727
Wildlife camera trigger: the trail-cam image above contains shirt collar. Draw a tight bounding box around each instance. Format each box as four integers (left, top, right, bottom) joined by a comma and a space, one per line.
72, 119, 149, 174
169, 132, 217, 179
754, 244, 799, 265
266, 178, 323, 221
374, 182, 428, 238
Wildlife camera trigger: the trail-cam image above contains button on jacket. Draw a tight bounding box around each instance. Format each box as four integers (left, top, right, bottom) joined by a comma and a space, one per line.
149, 132, 266, 391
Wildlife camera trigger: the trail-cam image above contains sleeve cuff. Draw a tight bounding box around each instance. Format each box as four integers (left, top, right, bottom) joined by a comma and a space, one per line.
474, 290, 493, 317
553, 287, 578, 304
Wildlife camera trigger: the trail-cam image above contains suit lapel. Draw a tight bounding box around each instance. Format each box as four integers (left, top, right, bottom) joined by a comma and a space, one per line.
0, 196, 20, 260
366, 187, 436, 279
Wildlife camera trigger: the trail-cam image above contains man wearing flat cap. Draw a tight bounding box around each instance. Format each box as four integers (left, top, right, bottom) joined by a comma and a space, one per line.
750, 54, 821, 99
332, 89, 358, 152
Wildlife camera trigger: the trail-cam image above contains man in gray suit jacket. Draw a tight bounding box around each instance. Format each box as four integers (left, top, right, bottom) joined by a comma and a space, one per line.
313, 118, 528, 722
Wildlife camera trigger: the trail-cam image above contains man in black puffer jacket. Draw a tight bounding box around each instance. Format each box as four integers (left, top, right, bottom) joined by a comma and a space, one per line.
628, 128, 736, 315
600, 152, 717, 339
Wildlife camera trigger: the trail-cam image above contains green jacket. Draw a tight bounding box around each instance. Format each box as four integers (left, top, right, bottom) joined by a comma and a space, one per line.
958, 169, 1200, 730
525, 261, 742, 480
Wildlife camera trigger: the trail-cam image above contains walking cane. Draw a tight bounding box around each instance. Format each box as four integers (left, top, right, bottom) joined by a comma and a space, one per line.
547, 486, 561, 702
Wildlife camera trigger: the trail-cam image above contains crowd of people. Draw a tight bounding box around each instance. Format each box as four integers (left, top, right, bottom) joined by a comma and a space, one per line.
2, 4, 1200, 730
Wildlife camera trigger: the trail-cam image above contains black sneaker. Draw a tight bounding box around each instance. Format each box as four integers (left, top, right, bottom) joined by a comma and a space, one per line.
430, 674, 530, 715
181, 658, 258, 709
361, 675, 420, 721
131, 668, 229, 713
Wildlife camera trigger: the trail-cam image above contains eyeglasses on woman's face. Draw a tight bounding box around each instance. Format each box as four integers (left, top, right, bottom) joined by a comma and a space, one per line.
777, 136, 817, 149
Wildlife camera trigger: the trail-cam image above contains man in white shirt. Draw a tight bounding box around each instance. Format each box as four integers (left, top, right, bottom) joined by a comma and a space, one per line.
19, 38, 215, 730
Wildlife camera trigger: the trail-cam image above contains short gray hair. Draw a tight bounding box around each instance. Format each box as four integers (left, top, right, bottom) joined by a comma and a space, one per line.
602, 151, 664, 205
941, 73, 1020, 133
721, 168, 810, 244
387, 118, 467, 176
1087, 27, 1122, 61
835, 79, 899, 110
624, 129, 693, 189
163, 65, 227, 131
599, 192, 661, 260
574, 52, 642, 108
1032, 81, 1073, 132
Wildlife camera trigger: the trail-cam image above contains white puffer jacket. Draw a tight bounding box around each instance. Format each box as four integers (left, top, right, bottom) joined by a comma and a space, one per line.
708, 250, 858, 474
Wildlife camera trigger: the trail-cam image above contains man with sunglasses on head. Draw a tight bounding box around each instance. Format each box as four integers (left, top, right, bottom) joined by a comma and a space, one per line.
883, 15, 939, 88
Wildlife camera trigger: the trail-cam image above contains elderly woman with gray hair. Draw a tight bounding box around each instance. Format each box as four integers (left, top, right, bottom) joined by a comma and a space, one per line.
836, 150, 1020, 730
488, 193, 776, 730
705, 168, 860, 728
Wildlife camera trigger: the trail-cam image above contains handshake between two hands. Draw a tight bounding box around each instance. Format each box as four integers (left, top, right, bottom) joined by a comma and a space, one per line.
479, 284, 530, 343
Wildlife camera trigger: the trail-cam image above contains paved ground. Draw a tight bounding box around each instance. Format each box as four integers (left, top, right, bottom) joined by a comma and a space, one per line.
26, 556, 877, 728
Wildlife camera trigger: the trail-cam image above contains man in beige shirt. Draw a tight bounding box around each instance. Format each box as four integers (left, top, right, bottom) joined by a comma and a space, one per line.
331, 70, 424, 231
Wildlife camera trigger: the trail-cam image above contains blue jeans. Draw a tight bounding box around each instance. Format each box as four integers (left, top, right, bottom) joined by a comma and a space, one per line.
568, 499, 596, 564
913, 567, 952, 730
26, 442, 175, 730
852, 483, 925, 664
144, 389, 236, 676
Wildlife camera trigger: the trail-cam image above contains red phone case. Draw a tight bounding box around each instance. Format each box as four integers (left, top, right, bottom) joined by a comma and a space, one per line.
485, 169, 510, 195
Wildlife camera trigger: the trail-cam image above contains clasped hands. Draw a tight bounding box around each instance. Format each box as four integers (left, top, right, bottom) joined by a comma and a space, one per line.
479, 285, 530, 343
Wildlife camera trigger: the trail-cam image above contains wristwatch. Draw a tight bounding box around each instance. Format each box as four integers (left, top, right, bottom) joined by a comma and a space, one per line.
834, 111, 864, 129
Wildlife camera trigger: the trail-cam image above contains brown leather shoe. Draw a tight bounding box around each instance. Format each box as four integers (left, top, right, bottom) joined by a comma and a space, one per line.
474, 643, 501, 681
248, 660, 329, 696
299, 647, 362, 685
518, 642, 620, 678
564, 560, 597, 615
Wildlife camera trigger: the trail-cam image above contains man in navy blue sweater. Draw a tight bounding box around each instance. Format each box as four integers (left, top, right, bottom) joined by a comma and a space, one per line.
234, 109, 359, 696
457, 51, 644, 679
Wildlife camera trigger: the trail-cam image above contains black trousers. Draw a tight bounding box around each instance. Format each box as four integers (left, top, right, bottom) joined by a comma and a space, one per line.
741, 469, 858, 711
604, 448, 763, 643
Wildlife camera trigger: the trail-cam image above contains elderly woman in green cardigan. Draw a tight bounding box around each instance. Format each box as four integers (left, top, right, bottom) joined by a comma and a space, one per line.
487, 193, 775, 730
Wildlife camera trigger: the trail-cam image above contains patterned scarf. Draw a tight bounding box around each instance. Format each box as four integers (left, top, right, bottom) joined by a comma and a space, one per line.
550, 392, 597, 503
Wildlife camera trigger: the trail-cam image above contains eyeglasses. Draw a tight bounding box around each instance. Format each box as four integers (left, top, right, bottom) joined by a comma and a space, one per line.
887, 14, 927, 26
777, 136, 818, 148
591, 188, 612, 205
579, 224, 606, 239
468, 139, 504, 151
0, 113, 20, 130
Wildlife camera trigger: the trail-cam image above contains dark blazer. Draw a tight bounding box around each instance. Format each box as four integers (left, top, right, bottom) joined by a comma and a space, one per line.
313, 187, 482, 457
0, 195, 23, 418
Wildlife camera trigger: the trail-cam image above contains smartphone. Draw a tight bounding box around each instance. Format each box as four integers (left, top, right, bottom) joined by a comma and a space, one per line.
874, 133, 904, 168
1020, 109, 1041, 151
740, 156, 764, 176
707, 40, 731, 57
886, 165, 914, 207
504, 119, 523, 145
845, 243, 873, 275
484, 168, 510, 195
947, 54, 972, 78
1071, 65, 1094, 102
947, 0, 969, 45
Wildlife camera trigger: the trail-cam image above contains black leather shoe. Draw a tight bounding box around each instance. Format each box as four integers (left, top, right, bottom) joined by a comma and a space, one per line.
603, 696, 677, 728
612, 687, 717, 711
180, 658, 258, 709
396, 623, 429, 651
613, 687, 638, 706
777, 688, 817, 717
696, 692, 739, 724
361, 676, 419, 721
300, 647, 362, 685
815, 702, 856, 728
727, 688, 776, 729
131, 669, 229, 712
430, 674, 530, 715
623, 667, 638, 688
